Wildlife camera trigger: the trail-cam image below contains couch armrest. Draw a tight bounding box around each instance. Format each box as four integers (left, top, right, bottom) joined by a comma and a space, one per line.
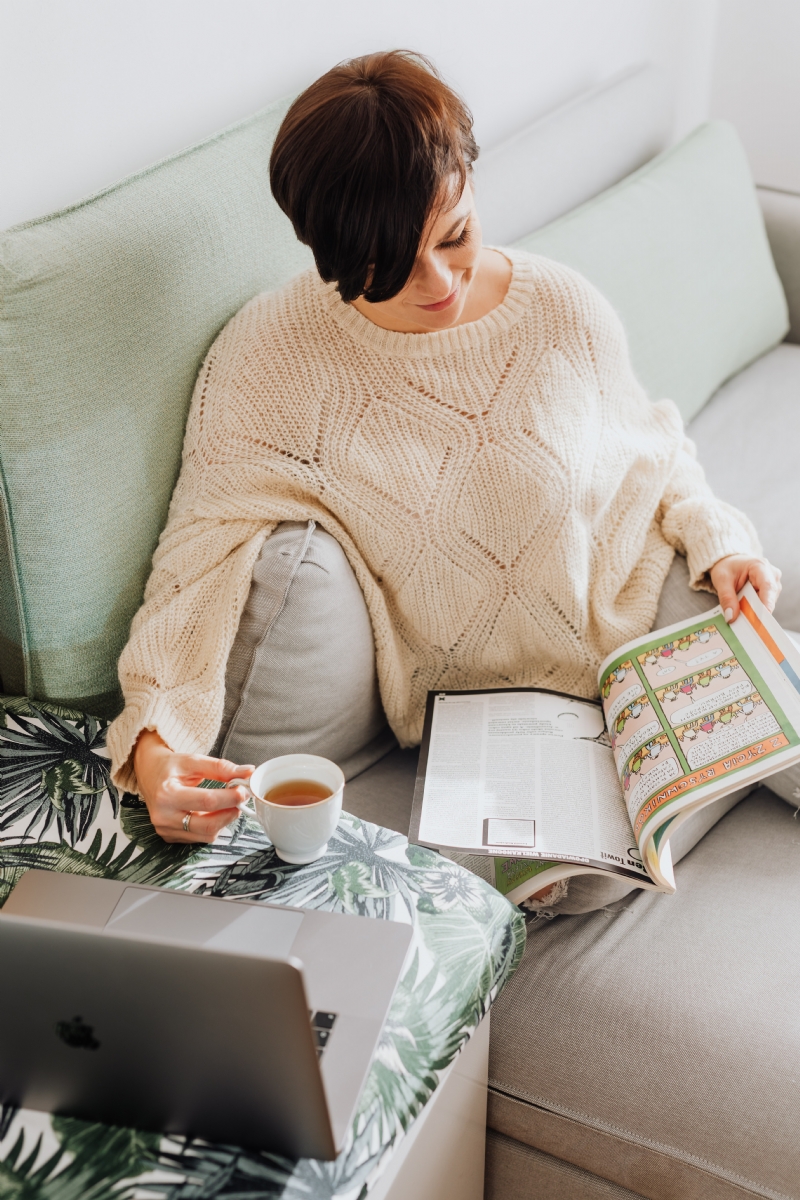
758, 186, 800, 343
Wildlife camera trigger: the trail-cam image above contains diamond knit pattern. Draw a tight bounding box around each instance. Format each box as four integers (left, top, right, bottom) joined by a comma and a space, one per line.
108, 251, 759, 791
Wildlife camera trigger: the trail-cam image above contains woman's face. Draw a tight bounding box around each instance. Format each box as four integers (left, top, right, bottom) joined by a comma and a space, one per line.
353, 179, 483, 333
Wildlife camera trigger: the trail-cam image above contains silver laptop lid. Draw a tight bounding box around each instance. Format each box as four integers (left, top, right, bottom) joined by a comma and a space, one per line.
0, 870, 412, 1157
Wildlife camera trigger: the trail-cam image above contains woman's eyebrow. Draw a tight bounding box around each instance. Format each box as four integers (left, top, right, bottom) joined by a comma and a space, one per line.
439, 212, 470, 240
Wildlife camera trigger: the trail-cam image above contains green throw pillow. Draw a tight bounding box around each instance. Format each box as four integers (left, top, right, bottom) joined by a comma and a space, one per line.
515, 120, 789, 422
0, 97, 312, 715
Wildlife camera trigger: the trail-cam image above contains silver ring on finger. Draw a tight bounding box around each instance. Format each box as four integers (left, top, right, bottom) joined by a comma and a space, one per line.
182, 811, 194, 833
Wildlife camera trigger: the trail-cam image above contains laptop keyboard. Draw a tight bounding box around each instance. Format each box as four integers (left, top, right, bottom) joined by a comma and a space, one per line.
310, 1011, 337, 1057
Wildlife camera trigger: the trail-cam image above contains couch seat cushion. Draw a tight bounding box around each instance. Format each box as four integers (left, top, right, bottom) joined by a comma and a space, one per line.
488, 787, 800, 1199
689, 341, 800, 631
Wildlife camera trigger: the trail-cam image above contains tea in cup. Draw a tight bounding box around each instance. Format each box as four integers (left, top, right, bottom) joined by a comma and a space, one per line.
229, 754, 344, 864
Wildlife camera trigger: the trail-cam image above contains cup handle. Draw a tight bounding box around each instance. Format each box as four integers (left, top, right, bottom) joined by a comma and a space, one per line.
227, 777, 256, 816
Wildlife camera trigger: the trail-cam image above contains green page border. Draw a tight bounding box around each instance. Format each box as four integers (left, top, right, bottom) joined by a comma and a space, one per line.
493, 858, 558, 898
602, 614, 799, 825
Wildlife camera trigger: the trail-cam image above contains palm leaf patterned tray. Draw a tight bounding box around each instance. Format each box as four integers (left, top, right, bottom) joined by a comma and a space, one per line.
0, 696, 524, 1199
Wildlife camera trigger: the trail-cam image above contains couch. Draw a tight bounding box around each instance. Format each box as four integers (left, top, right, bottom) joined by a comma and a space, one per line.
2, 64, 800, 1199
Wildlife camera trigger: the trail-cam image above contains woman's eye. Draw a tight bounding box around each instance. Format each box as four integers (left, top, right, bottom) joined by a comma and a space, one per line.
440, 226, 471, 250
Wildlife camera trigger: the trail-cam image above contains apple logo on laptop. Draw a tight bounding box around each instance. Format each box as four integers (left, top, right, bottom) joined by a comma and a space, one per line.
56, 1015, 100, 1050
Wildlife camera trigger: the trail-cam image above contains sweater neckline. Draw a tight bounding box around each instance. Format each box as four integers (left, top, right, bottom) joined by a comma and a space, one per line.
316, 248, 534, 358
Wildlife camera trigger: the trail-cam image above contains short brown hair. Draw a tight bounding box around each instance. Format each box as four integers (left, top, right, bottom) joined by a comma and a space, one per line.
270, 51, 479, 304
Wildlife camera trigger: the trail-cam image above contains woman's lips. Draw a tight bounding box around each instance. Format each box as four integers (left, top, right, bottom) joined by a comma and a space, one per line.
417, 284, 460, 313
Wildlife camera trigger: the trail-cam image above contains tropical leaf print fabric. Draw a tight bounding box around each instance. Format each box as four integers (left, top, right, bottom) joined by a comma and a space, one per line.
0, 697, 524, 1199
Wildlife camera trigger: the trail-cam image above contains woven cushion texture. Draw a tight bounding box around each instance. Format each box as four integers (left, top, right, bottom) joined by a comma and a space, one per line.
488, 787, 800, 1199
0, 96, 312, 713
516, 121, 789, 423
485, 1131, 648, 1200
689, 341, 800, 631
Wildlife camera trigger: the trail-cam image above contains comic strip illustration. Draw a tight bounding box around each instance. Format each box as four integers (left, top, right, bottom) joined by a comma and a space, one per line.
654, 655, 752, 728
619, 734, 680, 824
674, 691, 781, 769
601, 662, 641, 729
594, 588, 800, 870
609, 694, 661, 772
601, 613, 795, 816
637, 625, 726, 690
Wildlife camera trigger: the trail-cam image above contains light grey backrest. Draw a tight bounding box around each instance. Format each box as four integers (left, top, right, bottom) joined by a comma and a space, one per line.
474, 64, 672, 245
758, 186, 800, 343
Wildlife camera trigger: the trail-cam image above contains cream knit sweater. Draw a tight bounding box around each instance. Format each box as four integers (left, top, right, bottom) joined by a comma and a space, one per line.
108, 250, 760, 791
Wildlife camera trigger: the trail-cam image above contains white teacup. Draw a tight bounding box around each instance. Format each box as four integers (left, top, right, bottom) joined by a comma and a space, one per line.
229, 754, 344, 864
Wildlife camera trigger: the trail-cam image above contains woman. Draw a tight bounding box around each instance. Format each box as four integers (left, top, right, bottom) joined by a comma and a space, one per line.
108, 51, 785, 869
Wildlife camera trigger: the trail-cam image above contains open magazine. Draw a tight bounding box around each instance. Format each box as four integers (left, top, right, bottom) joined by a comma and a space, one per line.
409, 583, 800, 904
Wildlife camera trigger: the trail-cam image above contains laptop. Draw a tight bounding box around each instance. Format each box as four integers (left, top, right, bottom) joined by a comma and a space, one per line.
0, 870, 412, 1159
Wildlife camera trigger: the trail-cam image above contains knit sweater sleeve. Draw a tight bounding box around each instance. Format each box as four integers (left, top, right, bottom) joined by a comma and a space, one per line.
107, 281, 337, 792
105, 507, 271, 794
105, 311, 280, 792
576, 269, 761, 590
656, 434, 761, 589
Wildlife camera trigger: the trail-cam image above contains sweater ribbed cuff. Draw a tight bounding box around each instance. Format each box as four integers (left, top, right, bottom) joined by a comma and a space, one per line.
106, 694, 210, 795
684, 519, 762, 592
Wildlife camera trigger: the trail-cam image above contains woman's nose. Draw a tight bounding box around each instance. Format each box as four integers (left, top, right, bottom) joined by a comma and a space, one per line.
415, 255, 454, 300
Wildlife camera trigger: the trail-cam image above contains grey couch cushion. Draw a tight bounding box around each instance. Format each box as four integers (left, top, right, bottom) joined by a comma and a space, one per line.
488, 786, 800, 1199
759, 186, 800, 344
216, 520, 396, 780
486, 1131, 648, 1200
342, 745, 420, 832
689, 341, 800, 631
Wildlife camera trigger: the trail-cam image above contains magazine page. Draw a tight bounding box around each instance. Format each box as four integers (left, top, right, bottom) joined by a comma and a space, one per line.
598, 583, 800, 876
409, 688, 652, 887
735, 583, 800, 723
489, 854, 664, 907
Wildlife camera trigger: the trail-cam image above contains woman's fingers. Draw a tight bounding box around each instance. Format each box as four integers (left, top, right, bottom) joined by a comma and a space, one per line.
152, 780, 248, 842
174, 754, 255, 784
749, 559, 782, 613
711, 560, 741, 622
133, 734, 256, 845
710, 554, 783, 621
164, 778, 250, 812
155, 803, 242, 844
158, 758, 254, 843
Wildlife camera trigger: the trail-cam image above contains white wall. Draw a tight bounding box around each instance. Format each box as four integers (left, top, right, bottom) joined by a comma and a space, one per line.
2, 0, 719, 231
711, 0, 800, 192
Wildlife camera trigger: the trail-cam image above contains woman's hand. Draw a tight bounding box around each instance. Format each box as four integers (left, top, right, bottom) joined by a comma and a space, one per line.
133, 729, 254, 843
709, 554, 782, 623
